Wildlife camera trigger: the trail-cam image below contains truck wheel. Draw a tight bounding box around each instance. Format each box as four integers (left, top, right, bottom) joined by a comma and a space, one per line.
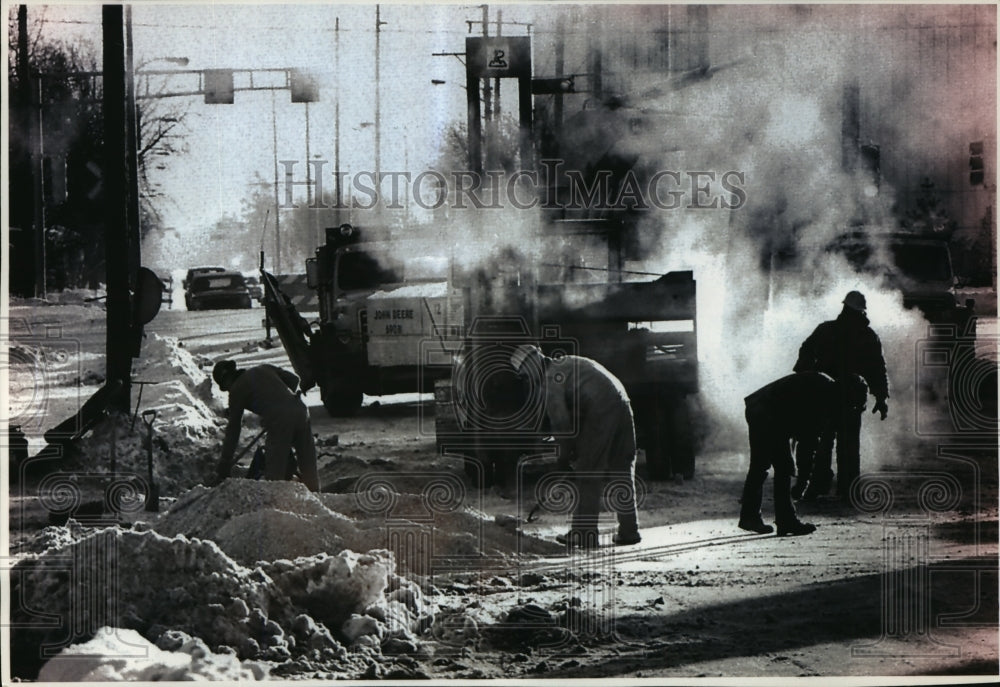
642, 403, 672, 481
321, 377, 363, 417
463, 453, 496, 489
666, 396, 696, 480
641, 394, 695, 481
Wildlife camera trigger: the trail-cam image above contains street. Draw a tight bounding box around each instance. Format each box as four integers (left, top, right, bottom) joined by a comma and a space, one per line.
8, 301, 997, 679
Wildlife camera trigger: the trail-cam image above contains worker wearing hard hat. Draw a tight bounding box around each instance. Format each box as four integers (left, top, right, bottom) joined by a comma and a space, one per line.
510, 344, 641, 548
793, 290, 890, 500
212, 360, 320, 491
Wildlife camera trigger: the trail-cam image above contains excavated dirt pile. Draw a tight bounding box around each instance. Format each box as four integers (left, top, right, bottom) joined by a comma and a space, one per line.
154, 478, 562, 566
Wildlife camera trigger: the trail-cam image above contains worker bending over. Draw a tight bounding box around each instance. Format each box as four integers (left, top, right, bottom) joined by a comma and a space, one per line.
212, 360, 320, 491
511, 344, 641, 548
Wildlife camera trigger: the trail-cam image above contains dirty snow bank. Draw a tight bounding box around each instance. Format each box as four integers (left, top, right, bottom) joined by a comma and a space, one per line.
70, 410, 220, 496
10, 524, 408, 679
62, 333, 227, 494
37, 627, 271, 681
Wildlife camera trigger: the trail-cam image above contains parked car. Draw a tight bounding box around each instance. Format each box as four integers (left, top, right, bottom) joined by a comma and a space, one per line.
182, 266, 226, 290
244, 274, 264, 302
185, 270, 253, 310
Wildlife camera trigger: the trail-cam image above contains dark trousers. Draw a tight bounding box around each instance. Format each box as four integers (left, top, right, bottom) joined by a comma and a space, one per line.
570, 466, 640, 537
798, 407, 862, 496
741, 410, 797, 526
264, 403, 319, 491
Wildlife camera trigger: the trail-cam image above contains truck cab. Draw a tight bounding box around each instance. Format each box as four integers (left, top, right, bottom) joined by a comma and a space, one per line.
827, 231, 975, 331
291, 224, 461, 415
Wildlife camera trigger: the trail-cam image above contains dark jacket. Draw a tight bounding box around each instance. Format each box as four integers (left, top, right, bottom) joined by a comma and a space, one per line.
745, 371, 838, 441
793, 308, 889, 402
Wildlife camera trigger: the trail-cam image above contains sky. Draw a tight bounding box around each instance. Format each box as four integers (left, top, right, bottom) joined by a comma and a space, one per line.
26, 3, 547, 244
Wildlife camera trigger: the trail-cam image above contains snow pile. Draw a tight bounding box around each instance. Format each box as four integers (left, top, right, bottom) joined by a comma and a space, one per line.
263, 551, 432, 651
65, 334, 228, 495
72, 412, 219, 496
133, 331, 226, 420
9, 527, 353, 678
10, 521, 438, 679
37, 627, 271, 681
9, 526, 372, 679
153, 479, 561, 568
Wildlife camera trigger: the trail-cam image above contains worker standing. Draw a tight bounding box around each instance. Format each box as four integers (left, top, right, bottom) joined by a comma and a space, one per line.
212, 360, 320, 492
793, 290, 890, 499
511, 345, 641, 548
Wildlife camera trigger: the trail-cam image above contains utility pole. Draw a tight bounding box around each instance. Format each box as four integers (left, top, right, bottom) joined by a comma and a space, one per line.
589, 7, 603, 102
271, 91, 281, 274
494, 8, 502, 122
125, 6, 141, 284
374, 5, 385, 220
306, 100, 318, 249
335, 16, 342, 223
494, 8, 503, 173
554, 15, 565, 129
103, 5, 132, 412
481, 4, 492, 170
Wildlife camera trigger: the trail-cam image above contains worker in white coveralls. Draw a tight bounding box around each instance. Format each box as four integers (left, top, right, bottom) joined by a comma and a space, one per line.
211, 360, 320, 492
510, 344, 642, 548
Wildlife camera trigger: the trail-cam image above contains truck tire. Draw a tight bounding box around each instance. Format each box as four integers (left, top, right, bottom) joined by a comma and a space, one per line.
463, 453, 497, 489
321, 376, 363, 417
641, 394, 695, 481
666, 395, 696, 480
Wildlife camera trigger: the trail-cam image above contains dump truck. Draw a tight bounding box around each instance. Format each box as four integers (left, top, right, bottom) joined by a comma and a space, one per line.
261, 221, 699, 481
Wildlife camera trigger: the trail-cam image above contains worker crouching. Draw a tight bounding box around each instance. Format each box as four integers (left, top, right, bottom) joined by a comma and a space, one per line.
212, 360, 320, 492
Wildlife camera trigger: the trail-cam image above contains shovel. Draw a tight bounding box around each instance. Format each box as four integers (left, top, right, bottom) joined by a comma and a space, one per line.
142, 410, 159, 512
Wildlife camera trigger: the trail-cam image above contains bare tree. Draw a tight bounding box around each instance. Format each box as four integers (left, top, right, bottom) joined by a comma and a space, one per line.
8, 7, 192, 288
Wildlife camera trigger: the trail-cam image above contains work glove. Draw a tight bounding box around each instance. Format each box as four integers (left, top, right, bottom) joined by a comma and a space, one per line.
873, 398, 889, 421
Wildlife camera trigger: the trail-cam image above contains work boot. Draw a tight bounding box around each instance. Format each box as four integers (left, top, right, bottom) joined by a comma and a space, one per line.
738, 517, 774, 535
556, 529, 600, 549
612, 530, 642, 546
776, 520, 817, 537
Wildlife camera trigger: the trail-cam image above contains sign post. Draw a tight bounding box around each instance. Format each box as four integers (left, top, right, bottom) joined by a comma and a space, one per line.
465, 36, 532, 175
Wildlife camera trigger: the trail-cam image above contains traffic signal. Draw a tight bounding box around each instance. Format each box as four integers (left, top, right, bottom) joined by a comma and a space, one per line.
204, 69, 234, 104
290, 69, 319, 103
